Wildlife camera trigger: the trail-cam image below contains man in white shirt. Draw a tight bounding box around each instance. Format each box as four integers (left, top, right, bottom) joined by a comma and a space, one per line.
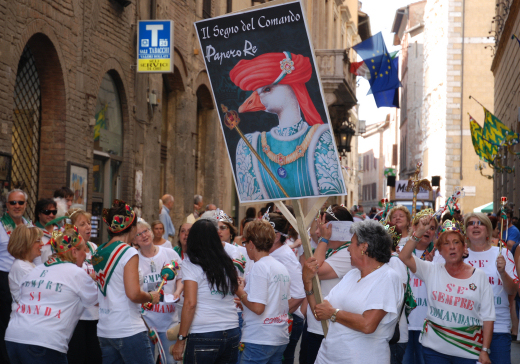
0, 189, 30, 363
159, 194, 175, 241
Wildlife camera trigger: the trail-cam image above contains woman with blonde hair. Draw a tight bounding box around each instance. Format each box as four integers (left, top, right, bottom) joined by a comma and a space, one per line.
433, 212, 517, 364
151, 220, 173, 249
7, 225, 43, 308
388, 206, 412, 247
66, 208, 102, 364
5, 226, 98, 363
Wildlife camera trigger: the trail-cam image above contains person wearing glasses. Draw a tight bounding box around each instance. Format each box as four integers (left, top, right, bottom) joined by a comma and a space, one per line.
135, 219, 182, 364
34, 198, 60, 265
0, 189, 30, 363
432, 213, 517, 364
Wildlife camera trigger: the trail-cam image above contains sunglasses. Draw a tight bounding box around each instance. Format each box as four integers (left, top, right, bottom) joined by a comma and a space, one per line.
41, 210, 57, 216
218, 225, 229, 231
467, 220, 483, 227
136, 228, 150, 238
8, 201, 25, 206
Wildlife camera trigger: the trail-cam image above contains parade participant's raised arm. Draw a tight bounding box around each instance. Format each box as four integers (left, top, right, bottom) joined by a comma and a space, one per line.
302, 220, 404, 364
399, 214, 432, 273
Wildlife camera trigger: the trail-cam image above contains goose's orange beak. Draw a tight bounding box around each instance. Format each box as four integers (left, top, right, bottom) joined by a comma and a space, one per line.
238, 91, 266, 113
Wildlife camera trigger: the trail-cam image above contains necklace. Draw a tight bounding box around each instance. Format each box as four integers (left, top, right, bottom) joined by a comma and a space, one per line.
357, 264, 383, 283
261, 124, 320, 178
325, 242, 350, 259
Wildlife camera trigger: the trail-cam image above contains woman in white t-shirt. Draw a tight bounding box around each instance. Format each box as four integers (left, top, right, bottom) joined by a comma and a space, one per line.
171, 218, 240, 364
235, 219, 291, 364
7, 225, 43, 308
400, 217, 495, 364
93, 201, 160, 364
402, 215, 438, 364
5, 226, 98, 363
135, 219, 182, 364
151, 220, 173, 250
267, 213, 305, 364
300, 206, 354, 364
432, 213, 517, 364
66, 208, 101, 364
303, 219, 404, 364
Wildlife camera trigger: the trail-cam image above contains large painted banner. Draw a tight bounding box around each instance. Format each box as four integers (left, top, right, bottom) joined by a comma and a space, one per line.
195, 0, 346, 203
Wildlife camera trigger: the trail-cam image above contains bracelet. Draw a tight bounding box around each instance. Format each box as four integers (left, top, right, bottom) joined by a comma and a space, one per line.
149, 292, 153, 302
305, 289, 314, 296
411, 233, 421, 242
240, 293, 247, 301
318, 237, 329, 244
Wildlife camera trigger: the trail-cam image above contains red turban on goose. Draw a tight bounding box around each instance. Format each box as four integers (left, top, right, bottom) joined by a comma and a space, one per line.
230, 52, 324, 126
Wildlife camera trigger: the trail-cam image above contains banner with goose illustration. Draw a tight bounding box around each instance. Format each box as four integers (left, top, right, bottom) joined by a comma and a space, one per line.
194, 0, 347, 203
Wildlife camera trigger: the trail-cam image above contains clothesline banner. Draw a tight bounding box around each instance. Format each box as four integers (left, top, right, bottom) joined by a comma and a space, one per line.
194, 0, 347, 203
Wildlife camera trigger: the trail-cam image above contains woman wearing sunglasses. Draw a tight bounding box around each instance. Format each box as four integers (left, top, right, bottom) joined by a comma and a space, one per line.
433, 213, 517, 364
33, 198, 60, 265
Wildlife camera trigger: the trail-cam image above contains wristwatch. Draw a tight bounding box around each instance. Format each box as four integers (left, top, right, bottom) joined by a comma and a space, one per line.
330, 308, 340, 323
481, 347, 491, 354
177, 334, 187, 341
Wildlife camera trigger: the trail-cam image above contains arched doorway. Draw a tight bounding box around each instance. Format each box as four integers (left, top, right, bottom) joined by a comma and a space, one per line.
12, 46, 41, 220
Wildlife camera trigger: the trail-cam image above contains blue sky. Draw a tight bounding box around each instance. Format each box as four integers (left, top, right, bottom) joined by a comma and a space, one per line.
357, 0, 413, 125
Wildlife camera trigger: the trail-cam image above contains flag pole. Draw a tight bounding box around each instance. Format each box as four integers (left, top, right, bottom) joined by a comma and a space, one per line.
468, 95, 488, 109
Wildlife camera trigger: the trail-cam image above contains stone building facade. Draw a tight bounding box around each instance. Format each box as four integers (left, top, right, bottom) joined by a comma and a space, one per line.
0, 0, 234, 244
491, 0, 520, 212
391, 0, 494, 213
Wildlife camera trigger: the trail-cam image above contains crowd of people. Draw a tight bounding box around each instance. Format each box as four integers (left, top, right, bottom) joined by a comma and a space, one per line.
0, 190, 519, 364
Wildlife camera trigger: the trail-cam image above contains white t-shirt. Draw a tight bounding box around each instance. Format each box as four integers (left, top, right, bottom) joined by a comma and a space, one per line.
270, 244, 306, 319
181, 256, 238, 333
297, 238, 318, 258
139, 246, 182, 332
157, 241, 173, 250
398, 236, 410, 248
80, 242, 98, 321
315, 265, 403, 364
433, 246, 517, 333
5, 262, 98, 353
307, 247, 352, 335
388, 255, 408, 343
241, 256, 291, 346
97, 247, 147, 338
413, 256, 495, 359
8, 259, 35, 310
407, 249, 429, 331
0, 224, 14, 271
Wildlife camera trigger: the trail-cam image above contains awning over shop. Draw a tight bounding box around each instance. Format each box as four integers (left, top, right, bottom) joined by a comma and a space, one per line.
474, 202, 493, 213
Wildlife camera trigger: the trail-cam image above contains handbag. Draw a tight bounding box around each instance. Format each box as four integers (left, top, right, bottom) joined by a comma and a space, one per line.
389, 298, 406, 345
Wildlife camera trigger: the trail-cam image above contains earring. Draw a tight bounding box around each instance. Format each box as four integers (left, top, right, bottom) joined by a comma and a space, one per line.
361, 250, 365, 256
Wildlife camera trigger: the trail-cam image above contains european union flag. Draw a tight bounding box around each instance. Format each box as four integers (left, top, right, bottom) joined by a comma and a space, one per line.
352, 32, 401, 96
373, 57, 400, 108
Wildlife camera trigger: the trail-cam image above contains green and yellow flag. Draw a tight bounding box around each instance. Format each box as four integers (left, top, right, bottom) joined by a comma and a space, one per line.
482, 107, 519, 146
470, 115, 498, 164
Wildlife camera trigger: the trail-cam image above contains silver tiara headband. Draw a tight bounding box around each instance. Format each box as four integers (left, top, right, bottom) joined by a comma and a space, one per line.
216, 209, 233, 224
326, 206, 339, 221
262, 208, 289, 237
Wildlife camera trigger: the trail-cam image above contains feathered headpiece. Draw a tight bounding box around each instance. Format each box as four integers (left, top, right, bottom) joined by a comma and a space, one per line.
102, 200, 136, 234
50, 225, 83, 254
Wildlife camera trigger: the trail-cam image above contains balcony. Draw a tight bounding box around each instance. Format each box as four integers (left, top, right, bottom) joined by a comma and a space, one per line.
315, 49, 357, 109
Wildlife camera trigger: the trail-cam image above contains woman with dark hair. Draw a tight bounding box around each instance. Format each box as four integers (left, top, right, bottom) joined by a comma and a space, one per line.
34, 198, 59, 265
93, 200, 160, 364
235, 219, 291, 364
400, 218, 495, 364
171, 219, 240, 364
303, 220, 404, 364
299, 205, 354, 364
240, 207, 257, 235
268, 213, 305, 364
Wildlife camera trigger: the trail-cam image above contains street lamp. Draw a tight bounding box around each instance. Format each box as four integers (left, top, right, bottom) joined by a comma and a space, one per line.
337, 122, 356, 154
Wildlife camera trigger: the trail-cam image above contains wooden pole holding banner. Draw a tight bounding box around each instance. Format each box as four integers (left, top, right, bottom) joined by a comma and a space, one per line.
275, 197, 329, 336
